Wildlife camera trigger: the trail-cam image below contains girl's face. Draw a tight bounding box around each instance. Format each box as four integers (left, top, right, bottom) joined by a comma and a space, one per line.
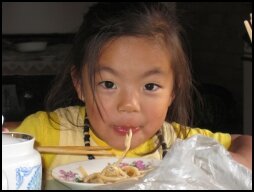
78, 36, 174, 150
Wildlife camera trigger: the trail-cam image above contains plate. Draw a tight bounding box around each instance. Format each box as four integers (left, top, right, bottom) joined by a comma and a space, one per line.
52, 157, 160, 190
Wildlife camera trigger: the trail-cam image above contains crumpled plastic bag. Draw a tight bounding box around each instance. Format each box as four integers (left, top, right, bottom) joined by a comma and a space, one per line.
94, 135, 252, 190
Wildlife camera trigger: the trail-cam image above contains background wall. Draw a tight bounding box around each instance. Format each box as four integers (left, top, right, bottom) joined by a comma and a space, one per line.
176, 2, 252, 134
2, 2, 95, 34
2, 2, 252, 134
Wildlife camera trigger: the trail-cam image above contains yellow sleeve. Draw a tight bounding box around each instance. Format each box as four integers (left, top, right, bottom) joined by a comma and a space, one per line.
13, 111, 61, 170
171, 122, 232, 149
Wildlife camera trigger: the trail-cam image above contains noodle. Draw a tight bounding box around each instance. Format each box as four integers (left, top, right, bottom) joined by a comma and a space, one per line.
79, 129, 153, 184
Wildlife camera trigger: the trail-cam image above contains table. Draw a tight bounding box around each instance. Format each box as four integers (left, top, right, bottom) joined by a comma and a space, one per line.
44, 180, 70, 190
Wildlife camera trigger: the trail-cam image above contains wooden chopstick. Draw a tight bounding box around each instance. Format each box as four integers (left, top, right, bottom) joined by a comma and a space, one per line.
37, 146, 112, 150
244, 20, 252, 43
244, 13, 252, 43
36, 146, 114, 156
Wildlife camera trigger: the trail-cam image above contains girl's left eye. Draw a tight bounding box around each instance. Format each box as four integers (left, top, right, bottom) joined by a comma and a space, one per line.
99, 81, 117, 89
144, 83, 160, 91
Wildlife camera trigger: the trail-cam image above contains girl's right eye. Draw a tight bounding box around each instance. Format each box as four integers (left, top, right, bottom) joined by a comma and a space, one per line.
99, 81, 117, 89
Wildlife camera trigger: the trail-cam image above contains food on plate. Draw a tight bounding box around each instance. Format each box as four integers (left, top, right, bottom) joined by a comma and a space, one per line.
77, 129, 154, 184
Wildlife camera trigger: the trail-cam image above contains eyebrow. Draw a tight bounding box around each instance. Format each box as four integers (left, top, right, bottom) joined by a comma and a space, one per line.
96, 66, 118, 76
96, 66, 166, 77
142, 68, 166, 78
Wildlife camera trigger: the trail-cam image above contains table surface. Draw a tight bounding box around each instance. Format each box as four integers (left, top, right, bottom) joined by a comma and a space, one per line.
44, 180, 70, 190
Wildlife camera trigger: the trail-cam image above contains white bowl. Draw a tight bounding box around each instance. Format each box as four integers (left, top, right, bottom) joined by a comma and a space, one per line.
15, 41, 47, 52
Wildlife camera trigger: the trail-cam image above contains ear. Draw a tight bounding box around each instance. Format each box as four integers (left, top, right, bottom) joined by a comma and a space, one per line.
71, 66, 84, 101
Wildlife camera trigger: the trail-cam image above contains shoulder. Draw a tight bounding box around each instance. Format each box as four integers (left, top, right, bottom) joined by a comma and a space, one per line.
54, 105, 84, 117
169, 121, 231, 149
14, 106, 84, 145
16, 110, 50, 130
53, 105, 85, 128
161, 121, 177, 148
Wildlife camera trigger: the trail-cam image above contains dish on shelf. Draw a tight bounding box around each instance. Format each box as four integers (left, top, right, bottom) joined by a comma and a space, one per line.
15, 41, 47, 52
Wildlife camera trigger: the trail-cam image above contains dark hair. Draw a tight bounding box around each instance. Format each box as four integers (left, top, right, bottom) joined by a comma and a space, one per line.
45, 2, 195, 139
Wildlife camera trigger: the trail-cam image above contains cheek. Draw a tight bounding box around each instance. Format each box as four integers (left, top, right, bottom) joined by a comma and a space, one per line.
145, 103, 169, 125
146, 94, 173, 123
150, 107, 168, 121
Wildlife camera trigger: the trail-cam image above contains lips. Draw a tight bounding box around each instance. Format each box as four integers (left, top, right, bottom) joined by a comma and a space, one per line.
113, 125, 140, 136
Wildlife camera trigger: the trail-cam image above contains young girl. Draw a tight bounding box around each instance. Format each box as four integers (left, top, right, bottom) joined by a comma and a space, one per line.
12, 2, 251, 181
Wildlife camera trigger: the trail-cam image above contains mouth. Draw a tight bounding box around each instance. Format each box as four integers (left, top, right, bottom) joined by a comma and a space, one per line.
113, 125, 140, 136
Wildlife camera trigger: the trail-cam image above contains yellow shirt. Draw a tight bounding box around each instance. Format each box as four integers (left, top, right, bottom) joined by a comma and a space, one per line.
14, 106, 231, 180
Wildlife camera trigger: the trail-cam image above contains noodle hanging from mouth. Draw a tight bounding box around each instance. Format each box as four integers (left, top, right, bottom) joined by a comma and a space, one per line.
78, 129, 153, 184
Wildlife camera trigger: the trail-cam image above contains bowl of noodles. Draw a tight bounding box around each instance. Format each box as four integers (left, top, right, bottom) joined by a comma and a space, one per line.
52, 157, 160, 190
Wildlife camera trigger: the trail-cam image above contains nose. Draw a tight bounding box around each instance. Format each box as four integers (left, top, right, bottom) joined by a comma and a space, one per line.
117, 91, 140, 113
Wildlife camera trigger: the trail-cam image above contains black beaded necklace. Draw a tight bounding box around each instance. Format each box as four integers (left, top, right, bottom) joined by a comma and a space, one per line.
157, 129, 168, 158
83, 114, 95, 160
83, 114, 168, 160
